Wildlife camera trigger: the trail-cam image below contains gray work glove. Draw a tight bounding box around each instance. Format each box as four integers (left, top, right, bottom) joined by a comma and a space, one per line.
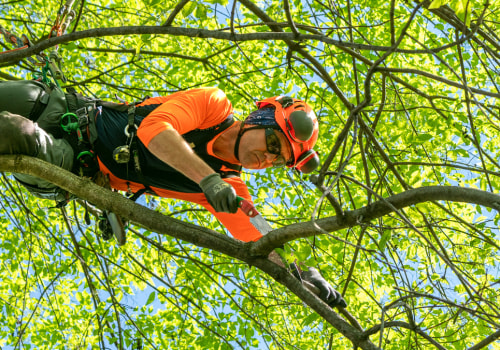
199, 173, 238, 213
301, 267, 347, 308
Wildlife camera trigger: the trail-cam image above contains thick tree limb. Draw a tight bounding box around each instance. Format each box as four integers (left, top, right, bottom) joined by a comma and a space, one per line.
0, 155, 381, 349
8, 155, 495, 260
0, 25, 472, 65
0, 155, 239, 255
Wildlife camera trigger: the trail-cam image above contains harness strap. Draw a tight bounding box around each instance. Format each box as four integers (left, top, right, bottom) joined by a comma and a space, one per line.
64, 91, 100, 177
127, 105, 136, 133
29, 88, 50, 121
125, 104, 156, 199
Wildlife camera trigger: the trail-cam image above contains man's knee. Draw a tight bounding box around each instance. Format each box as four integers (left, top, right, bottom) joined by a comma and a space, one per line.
0, 111, 37, 155
2, 110, 75, 201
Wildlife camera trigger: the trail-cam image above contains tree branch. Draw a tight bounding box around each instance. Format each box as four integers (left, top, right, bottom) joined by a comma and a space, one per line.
467, 329, 500, 350
375, 67, 500, 99
0, 25, 459, 64
0, 154, 381, 349
163, 0, 191, 27
363, 321, 447, 350
251, 185, 500, 255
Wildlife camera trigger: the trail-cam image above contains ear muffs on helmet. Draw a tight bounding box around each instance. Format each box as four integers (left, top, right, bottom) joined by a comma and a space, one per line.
287, 110, 314, 142
295, 149, 320, 173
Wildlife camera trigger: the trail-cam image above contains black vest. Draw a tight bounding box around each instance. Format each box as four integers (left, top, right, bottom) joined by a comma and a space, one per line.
95, 103, 242, 193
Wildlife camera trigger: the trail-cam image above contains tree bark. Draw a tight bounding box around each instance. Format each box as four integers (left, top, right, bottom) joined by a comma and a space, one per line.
0, 154, 381, 349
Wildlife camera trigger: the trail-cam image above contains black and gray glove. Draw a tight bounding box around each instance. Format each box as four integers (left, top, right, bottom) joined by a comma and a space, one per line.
199, 173, 238, 213
300, 267, 347, 308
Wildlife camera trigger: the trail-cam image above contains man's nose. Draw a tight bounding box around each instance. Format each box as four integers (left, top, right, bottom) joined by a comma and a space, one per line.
263, 151, 278, 164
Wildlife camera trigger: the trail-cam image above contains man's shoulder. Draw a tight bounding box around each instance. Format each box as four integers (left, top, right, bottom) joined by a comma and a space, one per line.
187, 88, 233, 119
188, 87, 229, 103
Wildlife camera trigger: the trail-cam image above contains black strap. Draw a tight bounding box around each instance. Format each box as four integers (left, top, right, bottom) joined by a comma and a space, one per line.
233, 124, 272, 162
65, 92, 80, 113
127, 105, 136, 130
127, 107, 156, 198
29, 89, 49, 120
128, 187, 147, 202
233, 122, 244, 161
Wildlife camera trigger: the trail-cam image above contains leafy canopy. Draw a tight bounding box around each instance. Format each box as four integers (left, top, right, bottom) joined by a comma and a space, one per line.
0, 0, 499, 349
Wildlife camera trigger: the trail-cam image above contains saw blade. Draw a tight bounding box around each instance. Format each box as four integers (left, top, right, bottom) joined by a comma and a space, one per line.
238, 197, 273, 235
249, 214, 273, 235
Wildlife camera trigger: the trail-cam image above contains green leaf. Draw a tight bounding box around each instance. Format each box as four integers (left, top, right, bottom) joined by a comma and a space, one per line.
181, 2, 197, 18
134, 37, 142, 55
302, 313, 319, 327
146, 291, 156, 305
205, 0, 229, 5
429, 0, 446, 9
148, 0, 163, 6
379, 230, 392, 252
417, 134, 433, 142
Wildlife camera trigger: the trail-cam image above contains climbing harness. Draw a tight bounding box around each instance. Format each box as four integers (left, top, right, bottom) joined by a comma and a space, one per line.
1, 2, 128, 246
59, 102, 99, 178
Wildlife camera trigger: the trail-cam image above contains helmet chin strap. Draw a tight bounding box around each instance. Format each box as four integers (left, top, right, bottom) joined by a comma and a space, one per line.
233, 129, 243, 161
233, 123, 268, 162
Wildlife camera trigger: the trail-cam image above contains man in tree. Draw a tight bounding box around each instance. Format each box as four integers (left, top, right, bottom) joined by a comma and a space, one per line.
0, 81, 346, 308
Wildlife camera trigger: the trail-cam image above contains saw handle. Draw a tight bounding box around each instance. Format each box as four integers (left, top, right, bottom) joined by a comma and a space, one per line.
237, 196, 260, 218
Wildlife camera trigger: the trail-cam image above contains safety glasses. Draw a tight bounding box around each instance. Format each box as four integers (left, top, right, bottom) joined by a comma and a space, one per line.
265, 128, 290, 167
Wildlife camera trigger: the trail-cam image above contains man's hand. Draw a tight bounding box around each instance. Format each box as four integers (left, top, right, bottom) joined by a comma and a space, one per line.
301, 267, 347, 308
199, 173, 238, 213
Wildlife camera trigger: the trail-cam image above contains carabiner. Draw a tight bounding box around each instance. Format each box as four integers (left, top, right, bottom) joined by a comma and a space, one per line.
60, 112, 78, 133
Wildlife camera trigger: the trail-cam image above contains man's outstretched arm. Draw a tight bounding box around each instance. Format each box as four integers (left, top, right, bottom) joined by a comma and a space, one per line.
147, 129, 238, 213
148, 128, 215, 183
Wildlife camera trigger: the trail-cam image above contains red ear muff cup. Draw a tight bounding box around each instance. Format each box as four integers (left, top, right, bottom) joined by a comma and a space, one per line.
296, 149, 320, 173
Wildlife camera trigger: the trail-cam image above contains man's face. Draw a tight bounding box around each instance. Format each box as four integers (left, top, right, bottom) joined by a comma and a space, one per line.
238, 128, 293, 169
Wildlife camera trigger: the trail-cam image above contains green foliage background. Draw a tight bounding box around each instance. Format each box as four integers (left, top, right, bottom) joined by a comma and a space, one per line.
0, 0, 499, 349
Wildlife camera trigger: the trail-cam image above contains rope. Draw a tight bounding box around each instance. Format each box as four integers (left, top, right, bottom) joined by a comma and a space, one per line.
0, 23, 35, 63
1, 0, 76, 84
